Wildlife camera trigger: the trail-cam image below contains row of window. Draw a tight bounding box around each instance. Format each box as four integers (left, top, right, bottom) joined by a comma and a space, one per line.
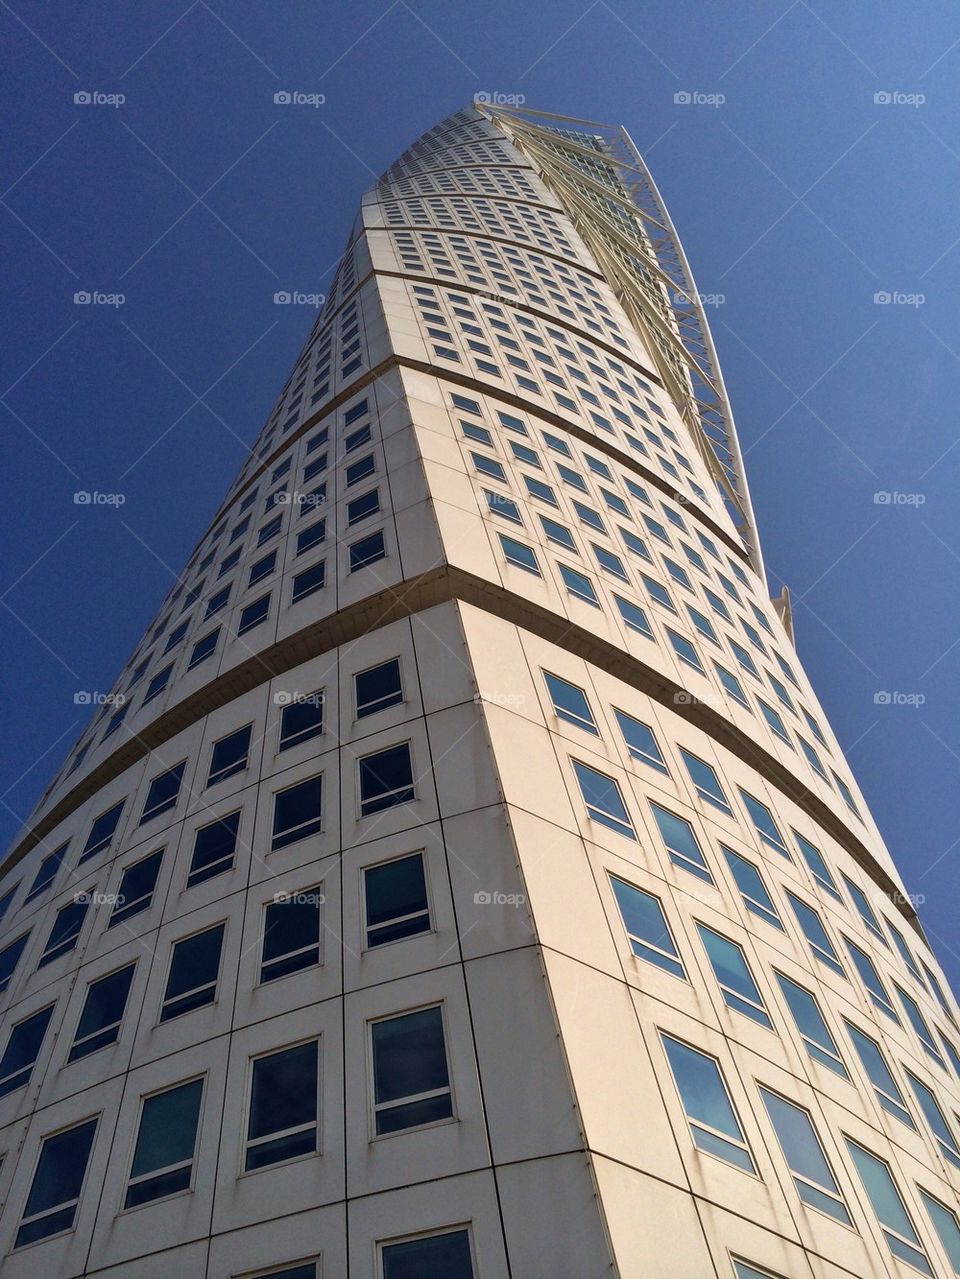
662, 1031, 960, 1276
0, 850, 429, 1100
569, 753, 955, 1067
609, 873, 960, 1176
7, 1006, 960, 1277
6, 997, 456, 1250
539, 670, 887, 954
0, 735, 416, 991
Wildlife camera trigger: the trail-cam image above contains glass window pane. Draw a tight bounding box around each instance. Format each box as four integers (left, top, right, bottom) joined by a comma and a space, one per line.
845, 1139, 931, 1274
355, 660, 403, 718
111, 848, 164, 925
0, 1004, 54, 1097
722, 848, 782, 929
127, 1078, 203, 1206
381, 1229, 474, 1279
17, 1117, 98, 1247
698, 925, 771, 1027
651, 804, 712, 881
359, 744, 415, 816
573, 761, 636, 839
272, 776, 322, 849
614, 710, 667, 773
261, 891, 321, 981
68, 964, 135, 1062
775, 973, 847, 1077
920, 1190, 960, 1273
543, 672, 597, 733
365, 854, 430, 947
662, 1034, 751, 1157
610, 877, 685, 978
761, 1088, 849, 1224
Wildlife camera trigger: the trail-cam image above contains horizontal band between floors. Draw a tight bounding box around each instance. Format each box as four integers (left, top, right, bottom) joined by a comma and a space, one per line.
205, 344, 750, 584
2, 564, 919, 939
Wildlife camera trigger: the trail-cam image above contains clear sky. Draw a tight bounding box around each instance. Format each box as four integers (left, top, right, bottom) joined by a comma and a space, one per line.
2, 1, 958, 987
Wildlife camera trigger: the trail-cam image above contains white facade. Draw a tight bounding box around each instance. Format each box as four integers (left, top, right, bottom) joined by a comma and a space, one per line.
0, 105, 958, 1279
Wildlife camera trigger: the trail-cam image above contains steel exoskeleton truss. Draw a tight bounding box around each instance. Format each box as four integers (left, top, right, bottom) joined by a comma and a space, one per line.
475, 103, 764, 584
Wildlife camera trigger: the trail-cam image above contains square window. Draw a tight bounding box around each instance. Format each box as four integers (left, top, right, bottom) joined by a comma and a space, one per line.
543, 670, 597, 733
380, 1228, 474, 1278
573, 760, 635, 839
356, 658, 403, 718
279, 691, 324, 750
67, 964, 135, 1062
349, 530, 386, 572
272, 775, 322, 849
261, 887, 322, 982
161, 923, 225, 1021
188, 811, 240, 887
245, 1040, 319, 1170
15, 1117, 98, 1247
188, 628, 219, 669
610, 876, 684, 978
110, 848, 163, 926
39, 898, 89, 966
348, 489, 380, 525
346, 454, 376, 487
371, 1005, 452, 1134
359, 743, 415, 816
140, 761, 185, 823
292, 560, 326, 603
365, 853, 430, 947
498, 533, 540, 575
249, 551, 277, 587
124, 1078, 204, 1207
208, 725, 252, 786
0, 1003, 55, 1097
559, 563, 599, 606
238, 594, 270, 634
296, 519, 326, 556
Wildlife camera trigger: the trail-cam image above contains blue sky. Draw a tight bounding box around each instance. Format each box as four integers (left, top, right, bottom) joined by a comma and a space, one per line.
2, 1, 959, 987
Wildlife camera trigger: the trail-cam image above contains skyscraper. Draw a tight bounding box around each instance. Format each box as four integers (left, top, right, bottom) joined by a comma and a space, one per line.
0, 102, 957, 1277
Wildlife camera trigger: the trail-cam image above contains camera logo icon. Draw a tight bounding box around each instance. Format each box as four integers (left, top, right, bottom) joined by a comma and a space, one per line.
274, 291, 291, 304
74, 91, 91, 104
273, 691, 294, 705
674, 91, 692, 104
474, 891, 492, 905
74, 291, 91, 304
874, 91, 892, 104
274, 91, 291, 104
